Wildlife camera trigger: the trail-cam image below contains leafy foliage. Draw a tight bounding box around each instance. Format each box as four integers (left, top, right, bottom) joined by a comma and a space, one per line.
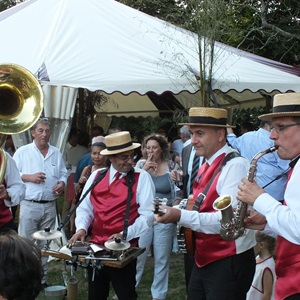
225, 0, 300, 66
232, 106, 266, 134
0, 0, 21, 12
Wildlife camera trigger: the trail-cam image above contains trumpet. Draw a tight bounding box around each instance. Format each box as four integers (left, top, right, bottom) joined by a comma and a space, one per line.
213, 146, 278, 241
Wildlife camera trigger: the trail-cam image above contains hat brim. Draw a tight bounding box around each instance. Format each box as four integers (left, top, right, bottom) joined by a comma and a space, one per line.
100, 143, 140, 155
259, 111, 300, 121
178, 122, 235, 128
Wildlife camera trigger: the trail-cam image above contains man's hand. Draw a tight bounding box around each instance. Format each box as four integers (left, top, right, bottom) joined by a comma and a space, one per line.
53, 181, 65, 196
0, 184, 9, 200
244, 210, 267, 230
237, 178, 265, 206
154, 206, 181, 224
28, 172, 46, 184
67, 229, 86, 247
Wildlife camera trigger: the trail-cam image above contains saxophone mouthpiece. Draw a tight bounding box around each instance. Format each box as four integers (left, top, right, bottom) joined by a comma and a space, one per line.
268, 145, 279, 153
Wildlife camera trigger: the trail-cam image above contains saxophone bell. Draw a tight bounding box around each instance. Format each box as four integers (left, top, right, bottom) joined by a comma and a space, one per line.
213, 195, 240, 240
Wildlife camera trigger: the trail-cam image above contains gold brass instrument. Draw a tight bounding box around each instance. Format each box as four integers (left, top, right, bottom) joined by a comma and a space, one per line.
213, 146, 278, 241
0, 63, 44, 181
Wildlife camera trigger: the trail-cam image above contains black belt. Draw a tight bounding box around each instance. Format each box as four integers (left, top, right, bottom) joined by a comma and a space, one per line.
26, 200, 54, 204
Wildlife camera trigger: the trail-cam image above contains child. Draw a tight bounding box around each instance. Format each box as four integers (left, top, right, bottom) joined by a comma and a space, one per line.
247, 231, 276, 300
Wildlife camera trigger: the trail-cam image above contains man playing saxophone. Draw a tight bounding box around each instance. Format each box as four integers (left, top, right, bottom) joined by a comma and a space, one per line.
237, 92, 300, 300
156, 107, 256, 300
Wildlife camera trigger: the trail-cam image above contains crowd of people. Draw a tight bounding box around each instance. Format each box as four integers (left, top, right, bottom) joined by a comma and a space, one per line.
1, 92, 300, 300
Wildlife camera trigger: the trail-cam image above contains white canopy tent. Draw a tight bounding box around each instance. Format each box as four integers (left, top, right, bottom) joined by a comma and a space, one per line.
1, 0, 300, 116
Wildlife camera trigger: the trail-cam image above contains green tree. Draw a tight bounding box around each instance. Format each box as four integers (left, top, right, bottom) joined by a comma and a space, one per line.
0, 0, 23, 12
118, 0, 186, 25
226, 0, 300, 66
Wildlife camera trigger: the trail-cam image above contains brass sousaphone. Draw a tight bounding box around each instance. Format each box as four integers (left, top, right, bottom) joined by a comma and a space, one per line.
0, 63, 44, 181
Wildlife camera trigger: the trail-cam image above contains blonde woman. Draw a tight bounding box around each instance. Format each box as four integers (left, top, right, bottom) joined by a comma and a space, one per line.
135, 133, 182, 300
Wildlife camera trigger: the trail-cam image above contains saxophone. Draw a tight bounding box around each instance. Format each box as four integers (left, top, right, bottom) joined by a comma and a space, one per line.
213, 146, 278, 241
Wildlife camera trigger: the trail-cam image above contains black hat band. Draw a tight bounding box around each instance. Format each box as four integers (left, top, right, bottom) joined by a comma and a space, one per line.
273, 105, 300, 113
189, 116, 227, 125
107, 141, 132, 151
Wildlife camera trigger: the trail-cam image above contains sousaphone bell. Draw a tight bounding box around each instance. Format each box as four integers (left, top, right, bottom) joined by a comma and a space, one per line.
0, 63, 44, 181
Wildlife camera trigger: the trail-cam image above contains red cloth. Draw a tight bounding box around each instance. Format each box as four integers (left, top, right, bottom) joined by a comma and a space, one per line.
0, 154, 13, 228
66, 173, 76, 201
90, 170, 140, 246
193, 153, 237, 267
275, 167, 300, 299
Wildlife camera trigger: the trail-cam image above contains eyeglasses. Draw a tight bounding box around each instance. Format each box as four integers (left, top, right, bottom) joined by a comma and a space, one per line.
270, 123, 300, 133
116, 153, 137, 162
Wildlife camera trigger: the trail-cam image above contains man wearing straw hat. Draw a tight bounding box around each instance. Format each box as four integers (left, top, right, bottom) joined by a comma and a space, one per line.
237, 92, 300, 300
69, 131, 155, 300
156, 107, 256, 299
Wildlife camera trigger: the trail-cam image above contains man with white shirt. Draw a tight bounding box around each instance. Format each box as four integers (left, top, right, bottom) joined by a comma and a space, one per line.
69, 131, 155, 300
13, 118, 68, 289
237, 92, 300, 300
156, 107, 256, 300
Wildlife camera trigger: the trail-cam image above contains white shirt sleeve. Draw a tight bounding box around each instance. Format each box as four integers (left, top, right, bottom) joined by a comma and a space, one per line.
179, 148, 249, 234
126, 169, 155, 241
254, 161, 300, 245
4, 153, 26, 207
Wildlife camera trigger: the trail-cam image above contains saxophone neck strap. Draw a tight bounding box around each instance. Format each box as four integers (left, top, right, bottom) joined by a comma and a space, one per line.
192, 151, 240, 211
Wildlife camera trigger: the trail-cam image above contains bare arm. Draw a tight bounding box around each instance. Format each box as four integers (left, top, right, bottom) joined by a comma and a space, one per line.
261, 268, 274, 300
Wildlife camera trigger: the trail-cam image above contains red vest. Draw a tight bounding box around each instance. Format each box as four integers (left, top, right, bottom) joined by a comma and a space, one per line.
193, 153, 237, 267
275, 167, 300, 299
0, 153, 12, 228
90, 171, 140, 246
275, 235, 300, 299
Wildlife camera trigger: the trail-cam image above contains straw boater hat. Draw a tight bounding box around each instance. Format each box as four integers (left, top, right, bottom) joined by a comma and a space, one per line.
179, 107, 235, 128
259, 92, 300, 121
100, 131, 140, 155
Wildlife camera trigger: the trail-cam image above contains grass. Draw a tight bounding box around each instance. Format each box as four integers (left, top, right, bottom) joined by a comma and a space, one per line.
36, 252, 186, 299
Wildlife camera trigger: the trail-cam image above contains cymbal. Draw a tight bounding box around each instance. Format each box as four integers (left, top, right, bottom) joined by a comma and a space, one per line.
104, 238, 130, 251
32, 229, 63, 240
41, 249, 72, 260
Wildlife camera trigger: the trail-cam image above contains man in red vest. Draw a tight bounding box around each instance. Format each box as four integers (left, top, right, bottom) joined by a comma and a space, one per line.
69, 131, 155, 300
237, 92, 300, 300
0, 150, 25, 234
156, 107, 256, 299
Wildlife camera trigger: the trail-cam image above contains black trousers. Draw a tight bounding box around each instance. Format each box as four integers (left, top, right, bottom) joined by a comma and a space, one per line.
184, 253, 195, 292
88, 259, 137, 300
188, 248, 255, 300
285, 294, 300, 300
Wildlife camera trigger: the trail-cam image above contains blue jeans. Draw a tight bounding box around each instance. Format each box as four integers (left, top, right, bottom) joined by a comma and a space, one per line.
136, 221, 176, 299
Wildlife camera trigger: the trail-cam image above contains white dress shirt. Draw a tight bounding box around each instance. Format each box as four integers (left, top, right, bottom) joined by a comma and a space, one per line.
13, 141, 68, 201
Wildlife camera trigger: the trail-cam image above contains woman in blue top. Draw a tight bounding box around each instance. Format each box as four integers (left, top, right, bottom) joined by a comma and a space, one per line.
135, 133, 182, 300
